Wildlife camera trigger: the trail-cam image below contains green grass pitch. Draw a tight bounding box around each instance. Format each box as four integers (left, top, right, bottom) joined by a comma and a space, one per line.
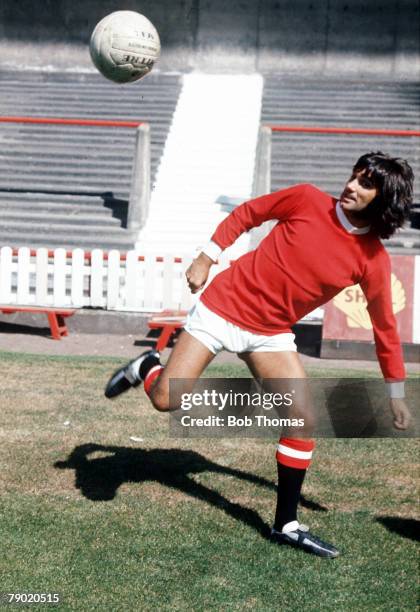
0, 351, 418, 611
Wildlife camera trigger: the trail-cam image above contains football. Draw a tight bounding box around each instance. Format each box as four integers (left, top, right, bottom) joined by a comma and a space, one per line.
89, 11, 161, 84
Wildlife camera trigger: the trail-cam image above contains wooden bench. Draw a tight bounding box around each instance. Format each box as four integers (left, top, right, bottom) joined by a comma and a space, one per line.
0, 306, 76, 340
148, 310, 188, 351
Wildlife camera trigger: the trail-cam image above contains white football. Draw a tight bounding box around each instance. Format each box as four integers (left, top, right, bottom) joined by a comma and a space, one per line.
89, 11, 161, 84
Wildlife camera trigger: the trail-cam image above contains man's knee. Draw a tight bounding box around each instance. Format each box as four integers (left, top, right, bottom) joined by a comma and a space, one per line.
147, 371, 200, 411
148, 382, 182, 412
149, 385, 171, 411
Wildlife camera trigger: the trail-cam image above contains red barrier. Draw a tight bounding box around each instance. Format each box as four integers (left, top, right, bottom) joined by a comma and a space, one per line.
268, 125, 420, 137
0, 116, 144, 128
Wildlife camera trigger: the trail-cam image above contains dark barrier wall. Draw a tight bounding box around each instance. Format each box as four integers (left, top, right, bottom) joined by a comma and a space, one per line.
0, 0, 418, 77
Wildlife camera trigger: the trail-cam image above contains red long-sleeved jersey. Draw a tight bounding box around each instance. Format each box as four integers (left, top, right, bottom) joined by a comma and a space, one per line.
201, 184, 405, 381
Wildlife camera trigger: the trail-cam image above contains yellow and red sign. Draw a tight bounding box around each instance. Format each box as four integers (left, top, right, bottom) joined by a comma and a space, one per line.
322, 255, 419, 344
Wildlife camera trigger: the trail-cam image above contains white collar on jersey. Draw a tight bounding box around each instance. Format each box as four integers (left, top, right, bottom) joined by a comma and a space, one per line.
336, 201, 371, 235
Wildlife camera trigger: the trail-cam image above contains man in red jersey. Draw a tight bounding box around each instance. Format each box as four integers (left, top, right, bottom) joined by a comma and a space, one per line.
105, 152, 414, 558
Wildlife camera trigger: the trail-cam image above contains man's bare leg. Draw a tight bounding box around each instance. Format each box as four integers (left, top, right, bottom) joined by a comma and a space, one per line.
240, 350, 314, 432
240, 350, 306, 379
149, 330, 215, 411
104, 328, 215, 406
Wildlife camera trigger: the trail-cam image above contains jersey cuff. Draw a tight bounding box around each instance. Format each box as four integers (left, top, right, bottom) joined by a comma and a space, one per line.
202, 240, 223, 263
386, 381, 405, 399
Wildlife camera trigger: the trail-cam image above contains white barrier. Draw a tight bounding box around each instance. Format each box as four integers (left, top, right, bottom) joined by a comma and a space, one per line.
0, 247, 231, 313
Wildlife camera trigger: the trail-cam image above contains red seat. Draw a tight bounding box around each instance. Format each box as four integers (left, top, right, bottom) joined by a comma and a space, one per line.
148, 310, 187, 351
0, 306, 76, 340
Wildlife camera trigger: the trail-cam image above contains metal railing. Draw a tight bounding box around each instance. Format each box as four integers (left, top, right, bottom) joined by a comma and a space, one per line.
253, 124, 420, 197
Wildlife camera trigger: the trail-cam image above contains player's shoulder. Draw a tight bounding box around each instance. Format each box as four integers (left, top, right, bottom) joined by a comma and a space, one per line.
363, 226, 388, 254
268, 183, 331, 216
363, 237, 390, 276
280, 183, 325, 195
292, 183, 332, 203
300, 184, 335, 213
371, 238, 390, 262
274, 183, 330, 202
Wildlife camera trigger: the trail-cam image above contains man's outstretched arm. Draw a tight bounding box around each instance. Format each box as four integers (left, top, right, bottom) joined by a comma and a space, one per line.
360, 253, 411, 430
186, 184, 307, 293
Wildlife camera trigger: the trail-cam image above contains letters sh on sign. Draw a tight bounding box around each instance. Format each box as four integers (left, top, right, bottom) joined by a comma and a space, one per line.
322, 255, 417, 344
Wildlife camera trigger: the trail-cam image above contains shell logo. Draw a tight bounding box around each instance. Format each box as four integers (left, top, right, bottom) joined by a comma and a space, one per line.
333, 273, 406, 330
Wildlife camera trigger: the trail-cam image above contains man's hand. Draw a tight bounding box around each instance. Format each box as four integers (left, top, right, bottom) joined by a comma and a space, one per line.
185, 252, 214, 293
390, 398, 411, 430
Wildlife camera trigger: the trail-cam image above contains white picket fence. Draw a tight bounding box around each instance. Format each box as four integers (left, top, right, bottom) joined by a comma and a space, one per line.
0, 247, 231, 312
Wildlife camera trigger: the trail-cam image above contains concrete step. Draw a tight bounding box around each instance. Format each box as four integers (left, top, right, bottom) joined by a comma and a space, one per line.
263, 112, 420, 125
385, 246, 420, 255
0, 174, 131, 187
0, 90, 180, 103
0, 155, 161, 168
0, 204, 117, 217
264, 84, 420, 93
262, 75, 420, 209
0, 183, 130, 197
0, 200, 115, 215
270, 155, 417, 169
0, 148, 160, 167
385, 233, 420, 249
1, 210, 121, 226
0, 70, 182, 251
0, 184, 131, 197
263, 94, 420, 105
1, 220, 131, 235
0, 192, 119, 205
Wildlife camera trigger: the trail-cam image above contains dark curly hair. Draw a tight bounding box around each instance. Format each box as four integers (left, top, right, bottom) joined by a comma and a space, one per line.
352, 152, 414, 239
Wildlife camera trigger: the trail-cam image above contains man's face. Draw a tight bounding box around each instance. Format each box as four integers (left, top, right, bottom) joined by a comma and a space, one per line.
340, 170, 378, 213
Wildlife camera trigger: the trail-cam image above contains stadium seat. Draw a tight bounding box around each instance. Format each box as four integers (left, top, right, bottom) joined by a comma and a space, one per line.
148, 310, 187, 351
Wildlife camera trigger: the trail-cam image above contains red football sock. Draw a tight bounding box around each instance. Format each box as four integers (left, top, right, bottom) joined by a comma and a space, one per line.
144, 365, 164, 395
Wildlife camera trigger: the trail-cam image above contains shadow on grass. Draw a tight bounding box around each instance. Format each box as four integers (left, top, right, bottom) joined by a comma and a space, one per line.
55, 444, 326, 539
376, 517, 420, 542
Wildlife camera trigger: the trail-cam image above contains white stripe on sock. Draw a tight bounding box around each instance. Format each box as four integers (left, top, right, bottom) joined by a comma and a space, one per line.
277, 444, 313, 460
144, 364, 163, 382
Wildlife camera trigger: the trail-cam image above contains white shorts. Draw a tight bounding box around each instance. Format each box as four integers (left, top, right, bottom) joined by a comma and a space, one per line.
184, 300, 297, 355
